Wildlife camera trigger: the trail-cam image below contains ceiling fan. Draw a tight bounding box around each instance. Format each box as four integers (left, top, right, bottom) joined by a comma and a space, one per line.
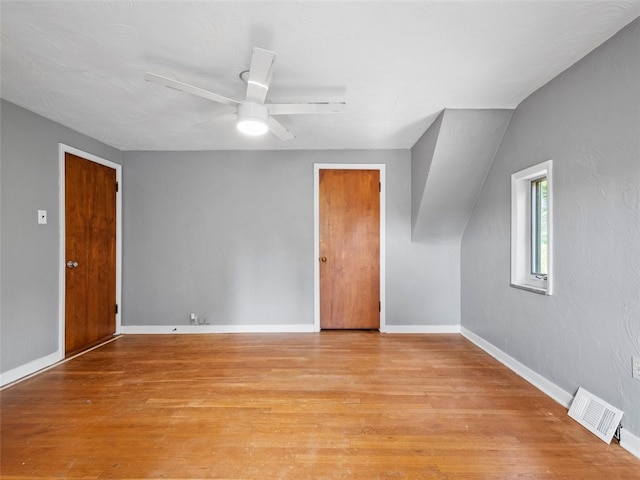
145, 47, 346, 141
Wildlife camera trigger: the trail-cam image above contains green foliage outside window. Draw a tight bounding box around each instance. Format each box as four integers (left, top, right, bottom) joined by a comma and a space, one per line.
531, 178, 548, 276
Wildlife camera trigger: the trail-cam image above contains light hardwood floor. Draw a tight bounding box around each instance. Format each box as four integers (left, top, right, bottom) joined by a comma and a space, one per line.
1, 333, 638, 479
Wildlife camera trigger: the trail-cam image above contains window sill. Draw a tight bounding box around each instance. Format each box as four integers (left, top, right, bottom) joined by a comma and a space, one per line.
510, 283, 550, 295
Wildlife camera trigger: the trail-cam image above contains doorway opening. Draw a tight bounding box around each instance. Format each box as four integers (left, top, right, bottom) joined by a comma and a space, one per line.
58, 144, 122, 357
314, 164, 385, 332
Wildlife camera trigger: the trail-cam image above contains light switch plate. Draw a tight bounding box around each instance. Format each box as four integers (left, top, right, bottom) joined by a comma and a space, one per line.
38, 210, 47, 224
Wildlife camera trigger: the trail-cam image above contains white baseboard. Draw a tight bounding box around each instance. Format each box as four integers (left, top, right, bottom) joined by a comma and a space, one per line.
383, 324, 461, 334
0, 350, 62, 388
120, 324, 317, 334
460, 327, 640, 460
122, 324, 462, 334
460, 327, 573, 407
621, 428, 640, 459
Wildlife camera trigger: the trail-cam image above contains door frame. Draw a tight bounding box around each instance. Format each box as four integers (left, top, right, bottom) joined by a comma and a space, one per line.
58, 144, 122, 357
314, 164, 386, 332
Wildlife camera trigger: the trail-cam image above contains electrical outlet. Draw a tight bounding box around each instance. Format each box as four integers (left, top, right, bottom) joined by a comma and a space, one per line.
633, 356, 640, 380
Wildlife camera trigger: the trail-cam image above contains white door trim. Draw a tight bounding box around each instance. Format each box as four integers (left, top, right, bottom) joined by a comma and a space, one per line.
58, 144, 122, 357
313, 163, 386, 332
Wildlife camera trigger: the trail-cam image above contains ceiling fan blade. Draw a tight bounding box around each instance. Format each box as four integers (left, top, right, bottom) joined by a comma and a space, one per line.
267, 116, 295, 141
245, 48, 277, 104
145, 73, 239, 106
268, 102, 346, 115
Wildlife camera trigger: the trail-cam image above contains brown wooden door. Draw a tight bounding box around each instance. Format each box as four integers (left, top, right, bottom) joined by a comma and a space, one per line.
65, 153, 117, 356
319, 169, 380, 329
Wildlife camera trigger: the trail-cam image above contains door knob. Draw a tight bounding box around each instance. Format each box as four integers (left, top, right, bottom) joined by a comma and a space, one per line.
320, 257, 327, 263
66, 261, 79, 268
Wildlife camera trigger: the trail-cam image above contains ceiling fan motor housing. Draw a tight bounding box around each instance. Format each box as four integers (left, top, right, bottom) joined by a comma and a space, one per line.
237, 102, 269, 135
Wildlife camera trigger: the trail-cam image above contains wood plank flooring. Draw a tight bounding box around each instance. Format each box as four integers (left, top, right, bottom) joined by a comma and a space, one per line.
1, 333, 639, 479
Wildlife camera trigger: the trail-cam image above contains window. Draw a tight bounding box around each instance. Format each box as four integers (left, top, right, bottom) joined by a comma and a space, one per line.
511, 160, 553, 294
531, 177, 548, 276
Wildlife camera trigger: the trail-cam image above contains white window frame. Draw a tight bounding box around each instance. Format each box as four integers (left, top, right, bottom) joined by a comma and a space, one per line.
511, 160, 553, 295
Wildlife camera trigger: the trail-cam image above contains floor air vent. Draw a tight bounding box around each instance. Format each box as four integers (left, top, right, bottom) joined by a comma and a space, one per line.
568, 387, 623, 444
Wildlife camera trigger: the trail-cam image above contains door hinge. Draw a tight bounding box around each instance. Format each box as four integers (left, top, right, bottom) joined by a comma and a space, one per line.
379, 301, 381, 312
379, 182, 381, 193
116, 181, 119, 193
115, 304, 119, 315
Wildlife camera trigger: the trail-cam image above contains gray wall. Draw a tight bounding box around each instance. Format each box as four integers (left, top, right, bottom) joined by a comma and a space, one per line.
412, 109, 513, 242
122, 149, 461, 328
411, 112, 442, 234
0, 100, 122, 373
461, 18, 640, 437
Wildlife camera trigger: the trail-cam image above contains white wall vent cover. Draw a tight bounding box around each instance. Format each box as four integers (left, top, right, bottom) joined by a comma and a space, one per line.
568, 387, 623, 444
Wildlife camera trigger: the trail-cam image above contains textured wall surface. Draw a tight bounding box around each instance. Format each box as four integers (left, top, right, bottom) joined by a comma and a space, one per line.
461, 19, 640, 437
122, 149, 460, 328
0, 100, 122, 373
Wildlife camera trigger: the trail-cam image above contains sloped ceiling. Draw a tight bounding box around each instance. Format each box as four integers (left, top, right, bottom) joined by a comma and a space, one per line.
1, 1, 639, 151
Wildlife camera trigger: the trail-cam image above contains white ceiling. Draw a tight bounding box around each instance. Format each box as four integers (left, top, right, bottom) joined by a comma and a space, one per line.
1, 1, 639, 151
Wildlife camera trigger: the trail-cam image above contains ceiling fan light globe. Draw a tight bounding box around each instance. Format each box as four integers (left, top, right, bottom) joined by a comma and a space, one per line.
237, 119, 269, 136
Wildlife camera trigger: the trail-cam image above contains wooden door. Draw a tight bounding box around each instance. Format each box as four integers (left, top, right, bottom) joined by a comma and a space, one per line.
65, 153, 117, 356
319, 169, 380, 329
